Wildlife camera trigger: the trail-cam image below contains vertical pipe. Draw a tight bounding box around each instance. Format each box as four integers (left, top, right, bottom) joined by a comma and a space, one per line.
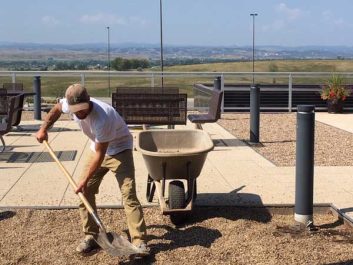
33, 76, 42, 120
106, 26, 111, 96
288, 74, 292, 112
159, 0, 164, 89
80, 73, 85, 87
250, 13, 258, 85
252, 17, 255, 85
250, 84, 260, 143
295, 105, 315, 226
214, 76, 221, 90
151, 73, 155, 88
220, 74, 225, 113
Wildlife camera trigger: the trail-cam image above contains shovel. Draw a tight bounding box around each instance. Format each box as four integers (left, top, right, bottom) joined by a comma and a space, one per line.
43, 140, 142, 257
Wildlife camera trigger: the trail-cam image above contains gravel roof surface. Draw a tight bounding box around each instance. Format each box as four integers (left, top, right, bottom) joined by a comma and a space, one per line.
1, 207, 353, 265
218, 113, 353, 167
5, 111, 353, 264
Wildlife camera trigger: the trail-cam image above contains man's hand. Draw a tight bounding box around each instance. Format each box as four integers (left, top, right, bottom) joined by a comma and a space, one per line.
75, 142, 109, 194
75, 178, 88, 194
36, 128, 48, 143
35, 103, 62, 143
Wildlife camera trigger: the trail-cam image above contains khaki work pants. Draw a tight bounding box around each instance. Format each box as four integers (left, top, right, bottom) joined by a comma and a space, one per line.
78, 149, 146, 245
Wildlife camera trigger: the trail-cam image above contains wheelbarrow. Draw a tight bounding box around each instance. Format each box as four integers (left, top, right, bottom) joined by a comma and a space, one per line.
136, 129, 214, 225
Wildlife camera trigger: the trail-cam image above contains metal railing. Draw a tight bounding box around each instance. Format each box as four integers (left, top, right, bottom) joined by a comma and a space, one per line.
1, 70, 353, 113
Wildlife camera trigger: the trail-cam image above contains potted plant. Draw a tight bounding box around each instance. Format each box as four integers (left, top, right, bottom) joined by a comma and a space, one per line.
320, 75, 351, 113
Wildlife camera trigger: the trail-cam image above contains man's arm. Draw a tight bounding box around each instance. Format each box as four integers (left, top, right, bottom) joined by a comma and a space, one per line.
35, 102, 63, 143
75, 141, 109, 194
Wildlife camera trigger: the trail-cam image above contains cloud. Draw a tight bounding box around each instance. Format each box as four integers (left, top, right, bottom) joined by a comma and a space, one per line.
261, 19, 286, 33
322, 10, 346, 27
41, 16, 59, 25
79, 13, 147, 27
262, 3, 304, 32
80, 13, 126, 25
276, 3, 303, 20
129, 16, 147, 26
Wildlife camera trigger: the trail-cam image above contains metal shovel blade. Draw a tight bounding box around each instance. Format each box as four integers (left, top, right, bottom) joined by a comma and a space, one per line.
96, 231, 142, 257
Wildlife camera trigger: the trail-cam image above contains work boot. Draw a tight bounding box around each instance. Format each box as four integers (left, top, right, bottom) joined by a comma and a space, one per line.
134, 242, 150, 257
76, 235, 99, 254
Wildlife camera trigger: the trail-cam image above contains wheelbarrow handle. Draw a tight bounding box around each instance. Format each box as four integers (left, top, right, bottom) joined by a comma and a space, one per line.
43, 140, 106, 233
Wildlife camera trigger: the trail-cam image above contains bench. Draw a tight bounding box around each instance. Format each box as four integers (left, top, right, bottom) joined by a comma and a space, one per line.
188, 89, 223, 129
112, 88, 187, 126
0, 90, 25, 126
11, 93, 25, 127
116, 87, 179, 94
3, 83, 24, 91
0, 95, 20, 152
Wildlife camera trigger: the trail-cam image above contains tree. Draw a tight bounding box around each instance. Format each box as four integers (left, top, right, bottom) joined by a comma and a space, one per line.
111, 57, 124, 71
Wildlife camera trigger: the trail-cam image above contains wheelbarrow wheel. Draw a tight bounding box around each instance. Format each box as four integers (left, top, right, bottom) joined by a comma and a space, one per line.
168, 180, 186, 225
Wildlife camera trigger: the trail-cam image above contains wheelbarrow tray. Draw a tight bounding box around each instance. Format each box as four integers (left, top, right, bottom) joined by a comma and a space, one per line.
136, 129, 214, 218
136, 129, 214, 181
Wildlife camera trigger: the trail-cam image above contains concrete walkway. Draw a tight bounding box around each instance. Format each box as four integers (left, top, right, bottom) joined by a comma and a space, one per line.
1, 113, 353, 220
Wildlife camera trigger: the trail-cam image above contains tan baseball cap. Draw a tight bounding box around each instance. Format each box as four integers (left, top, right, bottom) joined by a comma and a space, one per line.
65, 84, 90, 113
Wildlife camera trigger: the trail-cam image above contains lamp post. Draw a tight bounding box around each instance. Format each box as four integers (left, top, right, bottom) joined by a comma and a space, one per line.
159, 0, 164, 89
106, 26, 111, 96
250, 13, 258, 85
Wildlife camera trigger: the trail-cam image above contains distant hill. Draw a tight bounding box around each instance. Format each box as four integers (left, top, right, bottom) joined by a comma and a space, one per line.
0, 42, 353, 61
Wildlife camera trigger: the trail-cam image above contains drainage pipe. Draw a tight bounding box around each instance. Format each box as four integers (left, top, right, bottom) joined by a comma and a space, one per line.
295, 105, 315, 225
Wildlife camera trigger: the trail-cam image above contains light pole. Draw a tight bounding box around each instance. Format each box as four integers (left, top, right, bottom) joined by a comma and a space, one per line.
159, 0, 164, 89
250, 13, 258, 85
106, 26, 111, 96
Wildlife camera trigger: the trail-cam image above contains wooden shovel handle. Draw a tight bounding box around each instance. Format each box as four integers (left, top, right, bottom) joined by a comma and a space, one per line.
43, 140, 105, 231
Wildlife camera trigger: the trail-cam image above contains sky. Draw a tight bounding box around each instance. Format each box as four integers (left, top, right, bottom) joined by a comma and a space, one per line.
0, 0, 353, 47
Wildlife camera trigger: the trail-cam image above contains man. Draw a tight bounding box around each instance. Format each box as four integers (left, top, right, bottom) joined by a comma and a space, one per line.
36, 83, 149, 256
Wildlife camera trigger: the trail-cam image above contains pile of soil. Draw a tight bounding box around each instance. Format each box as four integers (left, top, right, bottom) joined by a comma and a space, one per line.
1, 207, 353, 265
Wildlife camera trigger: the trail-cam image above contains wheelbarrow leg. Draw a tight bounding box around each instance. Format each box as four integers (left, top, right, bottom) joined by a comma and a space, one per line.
162, 162, 167, 197
187, 178, 197, 203
186, 162, 197, 203
146, 175, 156, 203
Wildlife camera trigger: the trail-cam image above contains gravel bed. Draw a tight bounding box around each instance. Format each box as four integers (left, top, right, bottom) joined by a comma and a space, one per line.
218, 113, 353, 167
1, 207, 353, 265
6, 111, 353, 264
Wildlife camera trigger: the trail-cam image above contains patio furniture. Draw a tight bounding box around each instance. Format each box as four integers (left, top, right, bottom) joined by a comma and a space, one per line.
188, 89, 223, 129
0, 89, 7, 115
0, 95, 17, 152
116, 87, 179, 94
10, 93, 25, 127
3, 82, 24, 91
112, 89, 187, 127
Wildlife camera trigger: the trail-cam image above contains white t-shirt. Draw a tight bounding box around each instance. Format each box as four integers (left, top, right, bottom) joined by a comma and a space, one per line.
60, 97, 133, 155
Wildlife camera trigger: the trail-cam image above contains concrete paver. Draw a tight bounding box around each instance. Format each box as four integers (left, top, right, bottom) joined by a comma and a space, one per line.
1, 114, 353, 222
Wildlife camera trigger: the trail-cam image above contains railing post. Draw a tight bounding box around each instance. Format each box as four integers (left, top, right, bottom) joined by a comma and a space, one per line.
288, 74, 292, 112
33, 76, 42, 120
151, 73, 155, 88
295, 105, 315, 227
220, 74, 225, 113
250, 84, 260, 143
11, 72, 16, 83
80, 73, 85, 87
214, 76, 221, 90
